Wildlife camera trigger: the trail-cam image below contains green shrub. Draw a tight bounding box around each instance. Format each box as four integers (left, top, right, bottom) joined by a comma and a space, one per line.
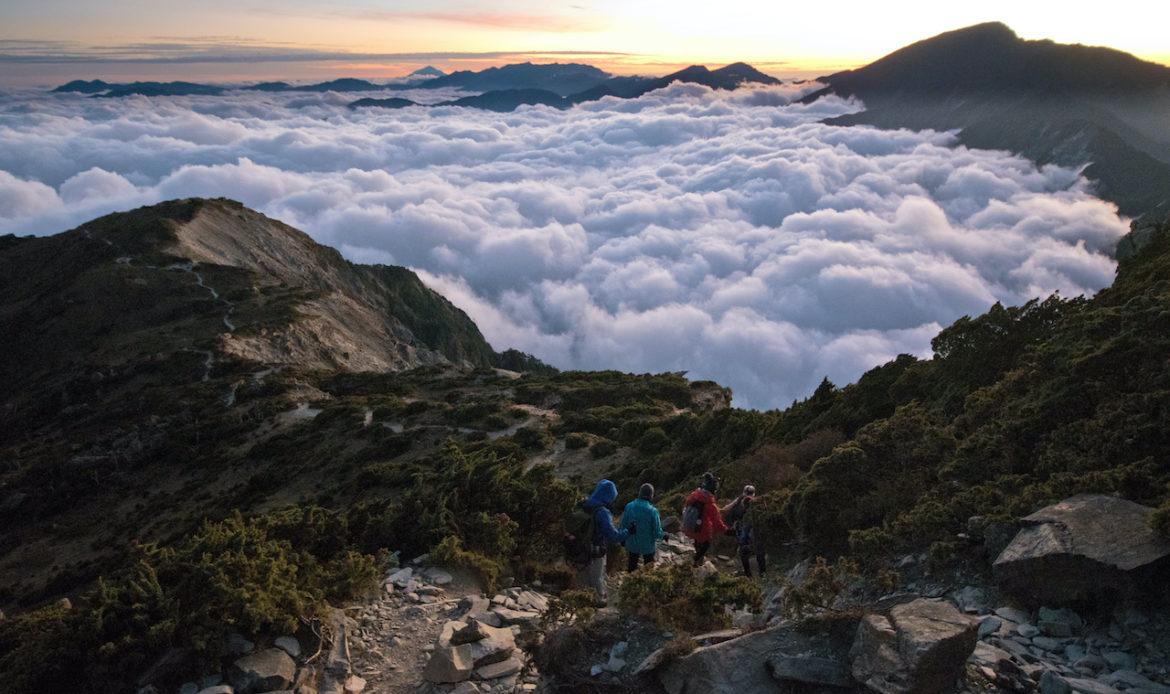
431, 536, 503, 591
590, 439, 618, 459
512, 426, 553, 451
565, 432, 589, 450
617, 564, 760, 632
1151, 496, 1170, 539
777, 557, 861, 619
636, 427, 670, 454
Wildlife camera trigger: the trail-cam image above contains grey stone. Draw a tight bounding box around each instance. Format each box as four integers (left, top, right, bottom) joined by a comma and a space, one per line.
994, 495, 1170, 604
274, 636, 302, 659
978, 616, 1003, 638
1040, 607, 1084, 637
850, 598, 979, 694
424, 568, 454, 586
423, 644, 475, 683
767, 654, 853, 688
194, 687, 233, 694
659, 621, 854, 694
228, 648, 296, 694
387, 567, 414, 588
952, 586, 991, 614
1018, 624, 1041, 638
1074, 654, 1107, 671
996, 607, 1031, 625
1103, 651, 1136, 670
490, 606, 540, 628
451, 620, 488, 646
1103, 669, 1170, 693
226, 633, 255, 656
475, 656, 522, 680
180, 683, 199, 694
464, 623, 516, 667
1033, 636, 1064, 652
1038, 671, 1121, 694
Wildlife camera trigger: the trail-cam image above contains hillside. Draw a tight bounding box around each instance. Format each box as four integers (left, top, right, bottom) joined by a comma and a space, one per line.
805, 22, 1170, 216
2, 202, 1170, 693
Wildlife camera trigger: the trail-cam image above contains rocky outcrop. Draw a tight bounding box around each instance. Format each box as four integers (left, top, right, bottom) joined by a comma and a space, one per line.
850, 598, 978, 694
657, 621, 856, 694
993, 495, 1170, 604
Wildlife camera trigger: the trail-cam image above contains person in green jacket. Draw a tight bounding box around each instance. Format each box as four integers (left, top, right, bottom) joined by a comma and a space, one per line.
620, 483, 665, 571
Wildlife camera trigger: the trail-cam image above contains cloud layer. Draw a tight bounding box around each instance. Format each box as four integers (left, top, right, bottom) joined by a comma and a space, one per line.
0, 83, 1129, 408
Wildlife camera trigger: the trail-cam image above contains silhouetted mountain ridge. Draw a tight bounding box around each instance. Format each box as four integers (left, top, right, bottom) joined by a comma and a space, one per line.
804, 22, 1170, 216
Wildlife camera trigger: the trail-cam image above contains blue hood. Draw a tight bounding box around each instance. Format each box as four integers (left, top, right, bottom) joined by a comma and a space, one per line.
586, 479, 618, 508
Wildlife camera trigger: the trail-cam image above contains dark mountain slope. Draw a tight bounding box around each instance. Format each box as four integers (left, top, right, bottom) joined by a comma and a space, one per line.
0, 198, 495, 402
439, 88, 568, 111
805, 23, 1170, 216
51, 79, 111, 94
413, 62, 611, 96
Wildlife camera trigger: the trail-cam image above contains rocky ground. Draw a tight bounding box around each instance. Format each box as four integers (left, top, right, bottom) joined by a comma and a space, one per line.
126, 492, 1170, 694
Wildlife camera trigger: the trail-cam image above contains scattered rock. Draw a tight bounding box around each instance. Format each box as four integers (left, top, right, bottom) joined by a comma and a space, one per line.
424, 644, 476, 683
464, 623, 517, 666
491, 606, 540, 628
1102, 670, 1170, 692
274, 636, 302, 659
226, 633, 255, 656
387, 567, 414, 588
952, 586, 990, 614
195, 687, 233, 694
1102, 650, 1136, 671
451, 620, 488, 646
1038, 607, 1083, 637
424, 568, 454, 586
1017, 623, 1041, 638
1038, 670, 1121, 693
995, 607, 1031, 625
994, 495, 1170, 604
228, 648, 297, 694
978, 616, 1002, 638
850, 598, 978, 694
476, 656, 523, 680
343, 675, 366, 693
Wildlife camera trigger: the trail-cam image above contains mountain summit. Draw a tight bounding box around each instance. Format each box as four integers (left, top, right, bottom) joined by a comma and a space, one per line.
805, 22, 1170, 216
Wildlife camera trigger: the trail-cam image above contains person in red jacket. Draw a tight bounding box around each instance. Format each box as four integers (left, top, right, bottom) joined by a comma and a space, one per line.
682, 471, 728, 566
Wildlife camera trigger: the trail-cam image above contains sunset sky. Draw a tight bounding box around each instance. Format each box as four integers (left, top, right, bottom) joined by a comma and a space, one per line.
2, 0, 1168, 85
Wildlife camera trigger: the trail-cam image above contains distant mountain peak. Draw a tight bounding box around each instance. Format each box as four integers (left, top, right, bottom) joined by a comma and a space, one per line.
410, 66, 446, 78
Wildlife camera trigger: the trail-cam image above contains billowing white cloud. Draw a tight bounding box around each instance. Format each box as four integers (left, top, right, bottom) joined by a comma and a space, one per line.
0, 82, 1130, 408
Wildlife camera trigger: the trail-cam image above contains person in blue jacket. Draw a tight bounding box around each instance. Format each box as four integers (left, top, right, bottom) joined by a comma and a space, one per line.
582, 479, 631, 604
621, 483, 664, 571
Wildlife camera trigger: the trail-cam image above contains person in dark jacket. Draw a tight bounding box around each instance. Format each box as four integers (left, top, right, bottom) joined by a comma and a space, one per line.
582, 479, 631, 604
620, 483, 664, 571
722, 484, 766, 577
682, 472, 727, 566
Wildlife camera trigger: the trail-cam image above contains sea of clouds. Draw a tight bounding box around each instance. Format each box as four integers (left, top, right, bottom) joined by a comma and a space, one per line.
0, 82, 1129, 408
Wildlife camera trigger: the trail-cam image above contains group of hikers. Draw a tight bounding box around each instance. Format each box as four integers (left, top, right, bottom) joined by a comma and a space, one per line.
570, 471, 765, 604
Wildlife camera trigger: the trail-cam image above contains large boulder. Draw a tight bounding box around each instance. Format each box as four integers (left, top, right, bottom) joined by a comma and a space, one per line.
993, 494, 1170, 604
850, 598, 978, 694
228, 648, 297, 693
657, 621, 856, 694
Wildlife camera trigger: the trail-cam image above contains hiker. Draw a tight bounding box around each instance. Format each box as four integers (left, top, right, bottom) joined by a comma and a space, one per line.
723, 485, 766, 578
620, 483, 664, 572
681, 471, 727, 566
580, 479, 632, 604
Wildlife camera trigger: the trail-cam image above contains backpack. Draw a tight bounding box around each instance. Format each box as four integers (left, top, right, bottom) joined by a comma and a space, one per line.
681, 500, 703, 535
563, 500, 596, 567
